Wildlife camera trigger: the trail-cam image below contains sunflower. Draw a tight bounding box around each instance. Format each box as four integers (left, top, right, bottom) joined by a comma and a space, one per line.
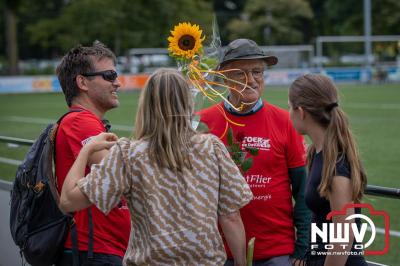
168, 22, 205, 60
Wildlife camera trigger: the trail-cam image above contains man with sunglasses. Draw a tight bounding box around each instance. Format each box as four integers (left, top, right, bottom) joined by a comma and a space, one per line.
199, 39, 311, 266
55, 41, 130, 266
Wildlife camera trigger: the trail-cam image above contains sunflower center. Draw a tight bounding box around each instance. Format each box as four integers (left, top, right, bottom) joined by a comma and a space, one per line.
178, 35, 196, 51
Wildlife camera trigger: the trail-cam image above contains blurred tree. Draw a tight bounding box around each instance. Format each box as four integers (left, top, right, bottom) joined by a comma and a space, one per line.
27, 0, 124, 54
213, 0, 246, 45
119, 0, 213, 50
306, 0, 400, 61
1, 0, 399, 72
372, 0, 400, 36
0, 2, 3, 59
0, 0, 66, 74
225, 0, 313, 45
18, 0, 65, 58
27, 0, 214, 56
3, 0, 20, 74
307, 0, 400, 36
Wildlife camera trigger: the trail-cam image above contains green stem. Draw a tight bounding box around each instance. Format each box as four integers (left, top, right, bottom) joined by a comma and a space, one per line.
247, 237, 255, 266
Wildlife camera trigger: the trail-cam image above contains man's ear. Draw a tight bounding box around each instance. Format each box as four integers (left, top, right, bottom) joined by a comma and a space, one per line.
76, 74, 89, 92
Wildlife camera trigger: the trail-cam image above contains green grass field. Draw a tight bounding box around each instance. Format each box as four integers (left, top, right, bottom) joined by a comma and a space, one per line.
0, 83, 399, 265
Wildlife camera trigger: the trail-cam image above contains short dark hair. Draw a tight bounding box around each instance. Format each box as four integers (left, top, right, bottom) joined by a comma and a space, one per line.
56, 41, 117, 107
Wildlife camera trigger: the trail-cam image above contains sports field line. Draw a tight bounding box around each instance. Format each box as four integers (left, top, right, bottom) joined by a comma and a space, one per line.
373, 227, 400, 237
2, 116, 133, 132
365, 261, 388, 266
344, 103, 400, 110
0, 157, 21, 166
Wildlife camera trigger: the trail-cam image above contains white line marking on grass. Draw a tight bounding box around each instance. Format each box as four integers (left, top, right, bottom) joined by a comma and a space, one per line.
0, 157, 21, 166
112, 125, 133, 131
3, 116, 133, 132
345, 103, 400, 110
7, 116, 53, 124
369, 227, 400, 238
366, 261, 388, 266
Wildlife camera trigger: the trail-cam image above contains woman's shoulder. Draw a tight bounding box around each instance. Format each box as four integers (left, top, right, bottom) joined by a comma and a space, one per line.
191, 133, 229, 158
335, 154, 351, 178
116, 137, 148, 157
191, 133, 222, 146
317, 151, 351, 178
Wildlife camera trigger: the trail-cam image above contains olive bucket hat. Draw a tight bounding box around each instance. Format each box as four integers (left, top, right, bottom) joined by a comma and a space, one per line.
219, 38, 278, 68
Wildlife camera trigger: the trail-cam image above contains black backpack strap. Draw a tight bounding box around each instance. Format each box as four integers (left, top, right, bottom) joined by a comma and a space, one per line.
57, 109, 104, 263
54, 109, 82, 266
48, 109, 83, 205
101, 119, 112, 132
57, 109, 83, 125
87, 208, 94, 259
85, 119, 110, 261
70, 221, 79, 266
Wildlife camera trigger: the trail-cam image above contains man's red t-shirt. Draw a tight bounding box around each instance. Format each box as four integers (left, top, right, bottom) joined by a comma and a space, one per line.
199, 101, 306, 260
55, 107, 130, 257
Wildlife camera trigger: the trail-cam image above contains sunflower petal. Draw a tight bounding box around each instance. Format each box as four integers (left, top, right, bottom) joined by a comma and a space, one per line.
167, 22, 205, 59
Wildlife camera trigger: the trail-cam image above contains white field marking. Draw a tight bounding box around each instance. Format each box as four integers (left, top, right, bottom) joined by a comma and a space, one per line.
111, 124, 133, 132
2, 116, 133, 132
345, 102, 400, 110
365, 261, 388, 266
0, 157, 21, 166
367, 227, 400, 238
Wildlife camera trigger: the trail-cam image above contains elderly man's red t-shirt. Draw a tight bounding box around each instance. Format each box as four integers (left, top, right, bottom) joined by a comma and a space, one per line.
55, 107, 130, 257
199, 101, 306, 260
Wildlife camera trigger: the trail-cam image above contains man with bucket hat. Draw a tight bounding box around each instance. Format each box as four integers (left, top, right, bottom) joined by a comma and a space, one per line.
199, 39, 311, 266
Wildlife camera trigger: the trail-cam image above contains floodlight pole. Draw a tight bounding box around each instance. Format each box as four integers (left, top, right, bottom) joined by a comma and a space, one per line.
364, 0, 372, 82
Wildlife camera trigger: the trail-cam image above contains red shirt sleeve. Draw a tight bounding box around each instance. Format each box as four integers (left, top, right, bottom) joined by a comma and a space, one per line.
64, 112, 105, 159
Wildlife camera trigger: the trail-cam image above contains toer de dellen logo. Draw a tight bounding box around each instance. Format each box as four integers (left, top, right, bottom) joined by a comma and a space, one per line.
310, 203, 390, 255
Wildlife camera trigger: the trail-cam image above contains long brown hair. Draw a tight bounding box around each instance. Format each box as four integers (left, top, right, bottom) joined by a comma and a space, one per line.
134, 68, 195, 171
289, 74, 367, 202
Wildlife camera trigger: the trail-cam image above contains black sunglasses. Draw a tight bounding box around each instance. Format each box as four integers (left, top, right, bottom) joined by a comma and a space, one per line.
81, 70, 118, 82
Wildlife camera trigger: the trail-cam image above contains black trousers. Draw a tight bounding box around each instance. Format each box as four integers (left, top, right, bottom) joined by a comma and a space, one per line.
56, 250, 123, 266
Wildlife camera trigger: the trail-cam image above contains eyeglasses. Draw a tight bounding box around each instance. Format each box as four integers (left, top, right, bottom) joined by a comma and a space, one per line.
81, 70, 118, 82
228, 68, 265, 81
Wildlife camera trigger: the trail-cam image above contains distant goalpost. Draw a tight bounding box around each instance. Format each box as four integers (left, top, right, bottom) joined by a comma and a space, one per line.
315, 35, 400, 69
